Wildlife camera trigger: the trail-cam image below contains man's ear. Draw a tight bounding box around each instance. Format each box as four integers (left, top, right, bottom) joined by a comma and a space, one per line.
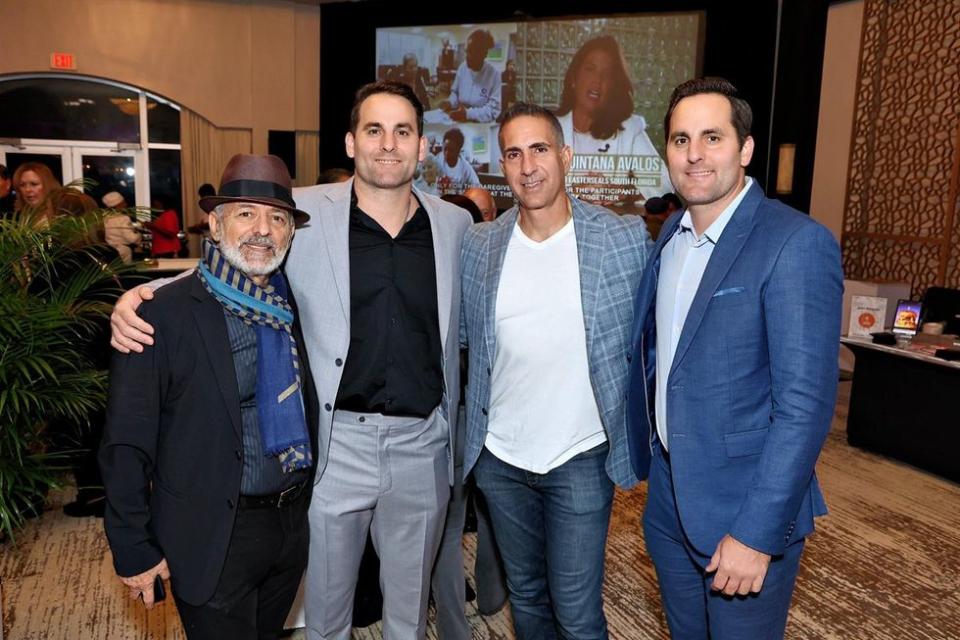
345, 131, 356, 159
740, 135, 755, 168
208, 212, 221, 242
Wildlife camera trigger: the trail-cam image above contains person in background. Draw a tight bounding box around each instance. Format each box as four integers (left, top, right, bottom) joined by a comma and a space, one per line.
501, 59, 518, 114
463, 186, 498, 222
188, 184, 217, 238
438, 128, 481, 192
391, 53, 431, 111
0, 164, 15, 214
145, 197, 182, 258
554, 35, 673, 203
440, 29, 501, 123
102, 191, 142, 263
13, 162, 62, 223
316, 168, 352, 185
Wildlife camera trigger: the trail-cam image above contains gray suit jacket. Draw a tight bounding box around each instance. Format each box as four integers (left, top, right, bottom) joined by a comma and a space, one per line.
287, 179, 472, 484
460, 196, 652, 488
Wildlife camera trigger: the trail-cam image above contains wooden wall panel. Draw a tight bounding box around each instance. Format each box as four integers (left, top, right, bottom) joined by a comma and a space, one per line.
842, 0, 960, 298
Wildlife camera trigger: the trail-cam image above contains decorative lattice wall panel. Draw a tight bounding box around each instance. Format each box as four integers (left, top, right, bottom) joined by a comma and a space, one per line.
842, 0, 960, 299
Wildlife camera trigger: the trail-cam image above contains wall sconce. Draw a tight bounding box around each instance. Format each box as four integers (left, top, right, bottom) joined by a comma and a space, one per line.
776, 143, 795, 195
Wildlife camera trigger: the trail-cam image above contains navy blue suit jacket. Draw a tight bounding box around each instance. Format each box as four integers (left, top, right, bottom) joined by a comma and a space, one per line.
626, 182, 843, 557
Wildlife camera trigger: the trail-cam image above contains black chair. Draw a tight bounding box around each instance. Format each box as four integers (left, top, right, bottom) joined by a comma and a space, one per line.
921, 286, 960, 334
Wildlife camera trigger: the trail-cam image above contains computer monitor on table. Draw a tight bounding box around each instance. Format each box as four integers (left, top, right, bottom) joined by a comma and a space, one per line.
892, 299, 922, 336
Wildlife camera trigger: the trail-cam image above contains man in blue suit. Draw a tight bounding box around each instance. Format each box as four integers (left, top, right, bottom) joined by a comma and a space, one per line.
626, 77, 843, 638
461, 103, 651, 638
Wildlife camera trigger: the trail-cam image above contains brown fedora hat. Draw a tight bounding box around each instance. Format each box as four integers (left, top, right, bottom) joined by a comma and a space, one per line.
199, 154, 310, 225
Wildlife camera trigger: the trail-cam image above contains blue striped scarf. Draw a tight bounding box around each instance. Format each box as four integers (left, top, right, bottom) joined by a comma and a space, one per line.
197, 239, 311, 473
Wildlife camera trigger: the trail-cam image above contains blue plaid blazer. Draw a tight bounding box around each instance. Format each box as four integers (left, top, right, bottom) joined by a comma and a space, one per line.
460, 196, 652, 487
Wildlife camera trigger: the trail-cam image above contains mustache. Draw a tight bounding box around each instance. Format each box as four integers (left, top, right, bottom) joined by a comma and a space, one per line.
241, 235, 276, 249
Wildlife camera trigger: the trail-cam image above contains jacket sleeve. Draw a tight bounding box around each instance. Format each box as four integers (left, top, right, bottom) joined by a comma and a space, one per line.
728, 223, 843, 555
98, 304, 167, 577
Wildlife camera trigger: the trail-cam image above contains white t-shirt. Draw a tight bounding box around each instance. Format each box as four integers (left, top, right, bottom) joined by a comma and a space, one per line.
484, 217, 607, 473
449, 62, 502, 123
558, 112, 674, 200
438, 155, 481, 190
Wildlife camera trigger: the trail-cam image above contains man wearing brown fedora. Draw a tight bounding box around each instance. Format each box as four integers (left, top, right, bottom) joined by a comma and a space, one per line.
111, 84, 473, 639
100, 154, 319, 639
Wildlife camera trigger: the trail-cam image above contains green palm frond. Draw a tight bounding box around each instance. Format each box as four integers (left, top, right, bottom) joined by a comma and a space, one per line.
0, 204, 126, 539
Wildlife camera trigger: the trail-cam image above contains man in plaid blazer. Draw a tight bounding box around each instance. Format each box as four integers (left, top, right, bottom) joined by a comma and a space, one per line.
459, 102, 652, 639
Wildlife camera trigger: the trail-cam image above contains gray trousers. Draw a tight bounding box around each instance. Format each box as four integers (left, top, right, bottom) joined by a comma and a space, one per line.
430, 407, 470, 639
305, 410, 449, 640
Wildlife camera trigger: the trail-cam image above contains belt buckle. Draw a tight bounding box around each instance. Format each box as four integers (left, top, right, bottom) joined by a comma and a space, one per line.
277, 482, 302, 508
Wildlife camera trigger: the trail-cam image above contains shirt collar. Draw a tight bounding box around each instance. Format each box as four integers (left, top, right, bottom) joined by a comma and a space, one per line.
677, 177, 753, 245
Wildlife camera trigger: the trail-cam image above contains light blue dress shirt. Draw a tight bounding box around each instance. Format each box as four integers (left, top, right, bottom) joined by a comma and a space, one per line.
655, 178, 753, 450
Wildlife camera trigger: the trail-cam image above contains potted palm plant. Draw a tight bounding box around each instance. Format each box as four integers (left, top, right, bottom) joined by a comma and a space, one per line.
0, 202, 125, 539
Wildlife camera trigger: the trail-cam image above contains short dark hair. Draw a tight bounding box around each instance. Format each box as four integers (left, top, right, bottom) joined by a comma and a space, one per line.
498, 102, 565, 152
443, 128, 465, 148
316, 168, 352, 184
644, 196, 667, 215
662, 192, 683, 209
663, 77, 753, 147
350, 80, 424, 136
468, 29, 495, 51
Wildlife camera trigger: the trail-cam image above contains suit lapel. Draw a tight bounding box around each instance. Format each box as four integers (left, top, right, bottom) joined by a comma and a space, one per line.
319, 181, 353, 328
190, 277, 241, 440
669, 184, 763, 378
484, 209, 517, 364
572, 201, 604, 353
418, 188, 452, 355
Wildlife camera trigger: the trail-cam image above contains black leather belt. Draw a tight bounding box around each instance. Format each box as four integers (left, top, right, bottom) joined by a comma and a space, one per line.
239, 480, 309, 509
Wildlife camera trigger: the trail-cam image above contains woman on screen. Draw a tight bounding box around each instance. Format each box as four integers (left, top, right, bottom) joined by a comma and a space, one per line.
555, 35, 672, 202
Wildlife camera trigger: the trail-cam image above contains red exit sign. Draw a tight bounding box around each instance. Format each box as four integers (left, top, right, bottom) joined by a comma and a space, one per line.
50, 52, 76, 70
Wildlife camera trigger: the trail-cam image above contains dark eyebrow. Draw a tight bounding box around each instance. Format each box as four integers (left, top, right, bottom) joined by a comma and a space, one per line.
503, 140, 552, 154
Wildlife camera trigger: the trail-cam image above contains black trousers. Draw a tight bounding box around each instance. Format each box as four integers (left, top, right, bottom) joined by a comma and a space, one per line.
174, 496, 309, 640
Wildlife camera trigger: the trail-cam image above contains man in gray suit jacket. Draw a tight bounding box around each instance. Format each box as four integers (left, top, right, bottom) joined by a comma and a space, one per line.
459, 103, 652, 639
110, 81, 471, 640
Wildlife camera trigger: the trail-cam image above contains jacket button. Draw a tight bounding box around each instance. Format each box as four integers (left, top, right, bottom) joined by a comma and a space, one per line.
335, 358, 343, 366
486, 367, 491, 375
481, 408, 488, 416
227, 499, 235, 509
358, 416, 366, 423
324, 403, 332, 411
626, 354, 632, 363
235, 450, 241, 461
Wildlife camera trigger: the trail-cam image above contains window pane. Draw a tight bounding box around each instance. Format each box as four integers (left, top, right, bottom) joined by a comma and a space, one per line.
81, 155, 135, 207
148, 149, 183, 219
0, 78, 140, 142
147, 99, 181, 143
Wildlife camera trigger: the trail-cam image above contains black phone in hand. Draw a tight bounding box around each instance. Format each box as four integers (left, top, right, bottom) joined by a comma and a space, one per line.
141, 574, 166, 603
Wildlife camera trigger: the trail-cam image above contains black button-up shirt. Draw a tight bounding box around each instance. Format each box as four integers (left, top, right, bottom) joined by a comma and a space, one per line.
335, 194, 443, 417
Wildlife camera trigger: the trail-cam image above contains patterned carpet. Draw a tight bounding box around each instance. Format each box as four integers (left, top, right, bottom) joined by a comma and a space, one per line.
2, 382, 959, 639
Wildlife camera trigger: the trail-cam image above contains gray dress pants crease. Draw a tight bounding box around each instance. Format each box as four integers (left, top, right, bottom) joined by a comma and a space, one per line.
305, 409, 450, 640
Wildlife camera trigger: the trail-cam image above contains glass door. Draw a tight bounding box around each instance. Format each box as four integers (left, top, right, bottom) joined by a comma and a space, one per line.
71, 147, 143, 211
0, 144, 71, 187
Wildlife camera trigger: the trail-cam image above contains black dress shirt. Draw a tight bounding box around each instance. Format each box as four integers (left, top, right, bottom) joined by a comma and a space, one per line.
335, 194, 443, 417
225, 312, 308, 495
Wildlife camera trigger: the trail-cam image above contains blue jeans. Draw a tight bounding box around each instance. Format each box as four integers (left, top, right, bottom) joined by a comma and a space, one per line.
473, 444, 614, 640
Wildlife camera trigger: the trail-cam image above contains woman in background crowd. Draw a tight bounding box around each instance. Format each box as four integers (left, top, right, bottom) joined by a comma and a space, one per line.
144, 197, 182, 258
554, 35, 672, 203
13, 162, 63, 223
